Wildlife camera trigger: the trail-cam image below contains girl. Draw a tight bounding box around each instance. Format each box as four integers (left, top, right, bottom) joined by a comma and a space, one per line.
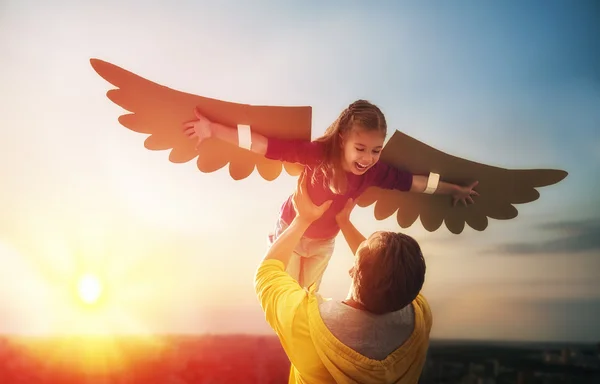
183, 100, 478, 290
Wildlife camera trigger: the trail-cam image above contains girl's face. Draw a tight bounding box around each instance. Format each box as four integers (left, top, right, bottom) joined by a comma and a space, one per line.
340, 126, 385, 175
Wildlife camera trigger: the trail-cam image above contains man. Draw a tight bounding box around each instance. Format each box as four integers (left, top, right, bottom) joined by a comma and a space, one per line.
254, 175, 433, 383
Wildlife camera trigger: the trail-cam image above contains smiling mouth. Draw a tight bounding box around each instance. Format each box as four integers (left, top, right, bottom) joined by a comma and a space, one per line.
354, 162, 370, 171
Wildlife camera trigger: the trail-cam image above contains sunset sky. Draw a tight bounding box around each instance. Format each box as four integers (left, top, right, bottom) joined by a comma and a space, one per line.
1, 0, 599, 342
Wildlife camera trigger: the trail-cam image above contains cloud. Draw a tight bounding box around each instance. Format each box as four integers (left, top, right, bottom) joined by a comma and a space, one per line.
429, 295, 600, 343
490, 218, 600, 255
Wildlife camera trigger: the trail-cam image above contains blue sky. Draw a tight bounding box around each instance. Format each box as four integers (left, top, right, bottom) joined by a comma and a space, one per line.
0, 0, 598, 342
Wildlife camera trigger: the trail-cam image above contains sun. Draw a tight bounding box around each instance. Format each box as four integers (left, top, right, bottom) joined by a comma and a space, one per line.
77, 273, 103, 304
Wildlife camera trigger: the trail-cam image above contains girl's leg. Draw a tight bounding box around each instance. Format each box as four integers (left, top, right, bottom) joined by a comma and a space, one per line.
286, 252, 302, 283
267, 216, 309, 285
301, 238, 336, 291
266, 216, 287, 249
288, 238, 310, 285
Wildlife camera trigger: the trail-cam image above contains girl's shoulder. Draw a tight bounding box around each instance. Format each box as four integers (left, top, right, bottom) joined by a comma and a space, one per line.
363, 161, 389, 177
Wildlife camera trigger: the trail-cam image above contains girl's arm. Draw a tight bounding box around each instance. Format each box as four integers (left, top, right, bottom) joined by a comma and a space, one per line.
410, 175, 459, 194
210, 121, 268, 155
370, 162, 479, 206
184, 108, 322, 166
411, 175, 479, 206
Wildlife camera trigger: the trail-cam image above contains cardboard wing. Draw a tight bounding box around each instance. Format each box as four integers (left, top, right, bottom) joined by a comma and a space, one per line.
90, 58, 311, 180
356, 130, 568, 234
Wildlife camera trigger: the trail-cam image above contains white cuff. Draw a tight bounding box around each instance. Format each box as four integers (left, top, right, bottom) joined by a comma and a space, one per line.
423, 172, 440, 194
237, 124, 252, 150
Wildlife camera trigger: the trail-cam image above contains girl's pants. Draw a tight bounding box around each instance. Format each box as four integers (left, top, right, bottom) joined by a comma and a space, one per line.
267, 217, 336, 291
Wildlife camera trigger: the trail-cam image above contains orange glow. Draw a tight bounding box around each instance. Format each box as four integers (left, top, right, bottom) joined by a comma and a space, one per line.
9, 335, 166, 375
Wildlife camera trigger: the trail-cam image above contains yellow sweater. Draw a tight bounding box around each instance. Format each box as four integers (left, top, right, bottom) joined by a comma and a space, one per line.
255, 260, 433, 384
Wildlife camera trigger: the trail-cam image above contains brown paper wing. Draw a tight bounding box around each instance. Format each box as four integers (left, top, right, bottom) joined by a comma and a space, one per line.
90, 58, 310, 180
356, 131, 568, 234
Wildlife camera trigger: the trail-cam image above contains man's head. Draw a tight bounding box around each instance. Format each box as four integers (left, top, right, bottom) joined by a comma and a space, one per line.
349, 231, 426, 314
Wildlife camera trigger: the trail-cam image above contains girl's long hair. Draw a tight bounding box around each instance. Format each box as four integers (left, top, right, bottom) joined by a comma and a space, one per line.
311, 100, 387, 194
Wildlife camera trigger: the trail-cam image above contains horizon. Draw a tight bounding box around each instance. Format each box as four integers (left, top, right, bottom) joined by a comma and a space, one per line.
2, 332, 598, 346
1, 334, 598, 354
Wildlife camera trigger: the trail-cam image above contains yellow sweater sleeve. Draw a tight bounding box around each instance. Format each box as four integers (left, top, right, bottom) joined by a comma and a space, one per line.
254, 259, 307, 338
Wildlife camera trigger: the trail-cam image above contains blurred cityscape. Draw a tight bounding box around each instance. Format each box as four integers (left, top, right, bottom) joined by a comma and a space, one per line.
420, 340, 600, 384
0, 335, 598, 383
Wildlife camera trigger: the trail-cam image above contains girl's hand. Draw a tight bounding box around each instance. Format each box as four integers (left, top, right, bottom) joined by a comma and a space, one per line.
183, 108, 213, 150
335, 198, 357, 225
452, 180, 479, 207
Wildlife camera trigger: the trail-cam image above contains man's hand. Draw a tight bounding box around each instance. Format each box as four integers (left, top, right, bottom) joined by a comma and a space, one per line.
335, 198, 357, 226
183, 108, 213, 150
452, 180, 479, 207
292, 173, 332, 223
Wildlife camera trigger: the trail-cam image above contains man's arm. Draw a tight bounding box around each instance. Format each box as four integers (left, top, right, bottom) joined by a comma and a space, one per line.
254, 175, 332, 338
337, 219, 367, 256
335, 199, 367, 256
254, 217, 310, 338
261, 172, 333, 267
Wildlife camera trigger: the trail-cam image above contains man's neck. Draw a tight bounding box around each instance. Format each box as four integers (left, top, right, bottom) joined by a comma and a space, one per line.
342, 297, 366, 311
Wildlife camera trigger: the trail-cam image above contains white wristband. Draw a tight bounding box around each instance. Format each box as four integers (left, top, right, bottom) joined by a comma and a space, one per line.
423, 172, 440, 194
237, 124, 252, 150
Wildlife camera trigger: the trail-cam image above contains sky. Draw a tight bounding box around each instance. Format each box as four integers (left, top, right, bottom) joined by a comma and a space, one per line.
0, 0, 599, 342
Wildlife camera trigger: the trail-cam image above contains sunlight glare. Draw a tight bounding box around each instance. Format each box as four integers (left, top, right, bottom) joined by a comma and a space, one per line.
78, 273, 103, 304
